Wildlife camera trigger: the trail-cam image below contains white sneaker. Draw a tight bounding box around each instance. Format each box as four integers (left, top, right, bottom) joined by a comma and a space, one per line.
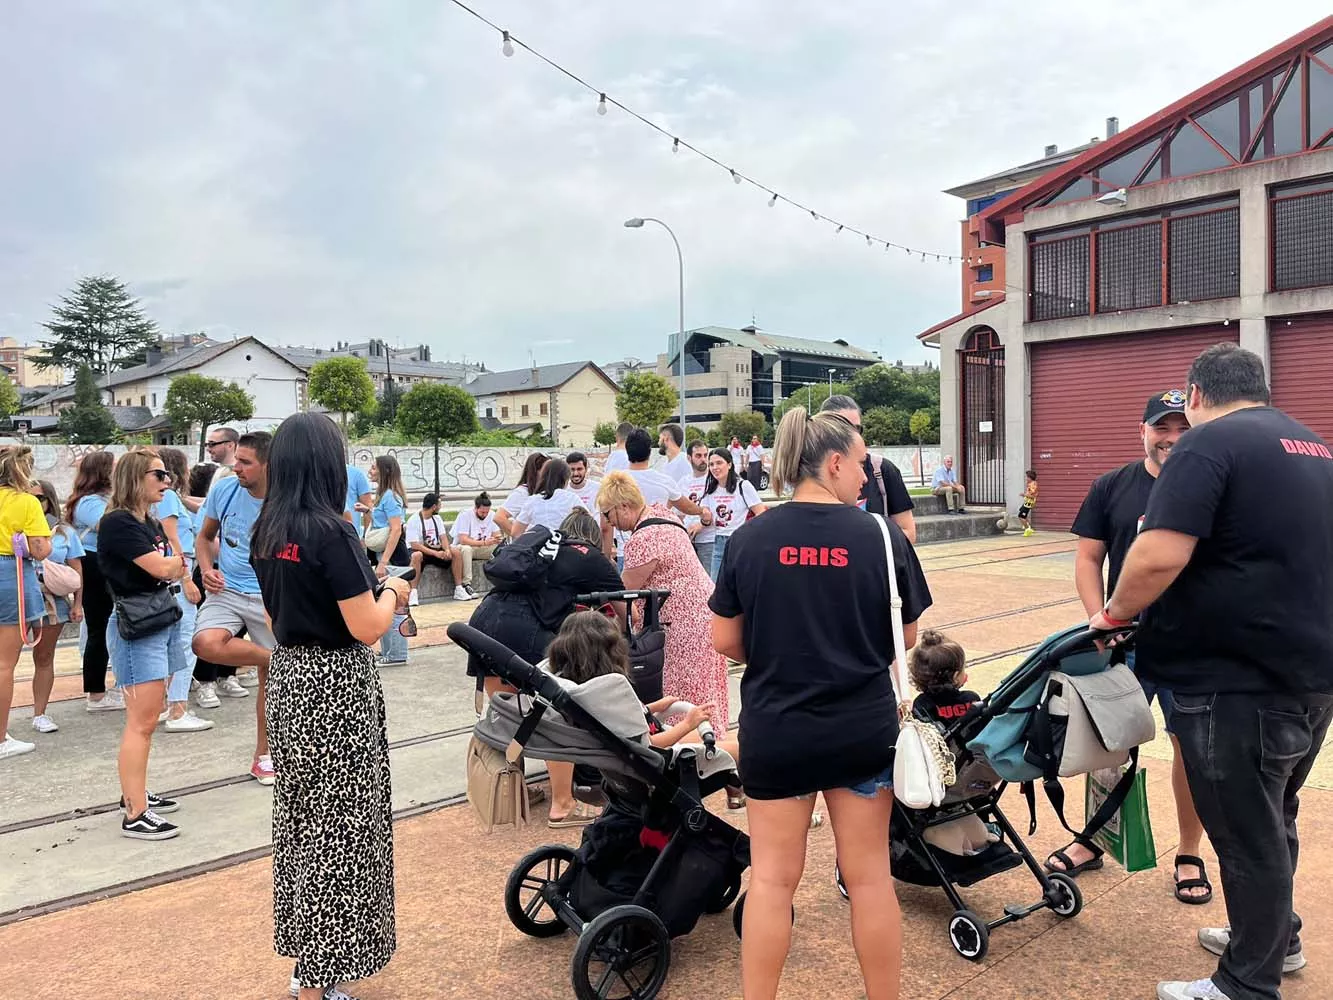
164, 711, 215, 733
237, 669, 259, 688
1157, 978, 1232, 1000
0, 734, 36, 759
1198, 925, 1307, 973
408, 589, 420, 607
32, 714, 59, 734
86, 691, 126, 712
195, 682, 221, 709
454, 585, 478, 601
216, 676, 249, 699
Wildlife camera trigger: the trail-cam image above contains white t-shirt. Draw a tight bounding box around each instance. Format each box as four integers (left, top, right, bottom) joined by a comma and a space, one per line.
570, 477, 602, 512
629, 468, 683, 507
661, 452, 691, 483
729, 446, 744, 472
517, 488, 587, 533
452, 508, 500, 545
679, 470, 709, 533
699, 479, 763, 542
746, 444, 765, 463
604, 450, 629, 473
405, 512, 449, 549
501, 485, 531, 515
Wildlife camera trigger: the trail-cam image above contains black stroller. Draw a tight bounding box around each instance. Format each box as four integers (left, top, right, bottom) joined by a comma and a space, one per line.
834, 625, 1138, 962
450, 621, 752, 1000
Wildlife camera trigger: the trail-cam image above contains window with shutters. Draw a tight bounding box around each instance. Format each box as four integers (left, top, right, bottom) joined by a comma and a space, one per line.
1272, 178, 1333, 292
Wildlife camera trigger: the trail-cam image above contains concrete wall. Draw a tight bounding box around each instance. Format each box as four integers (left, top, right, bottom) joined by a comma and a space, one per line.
12, 442, 945, 505
554, 367, 619, 448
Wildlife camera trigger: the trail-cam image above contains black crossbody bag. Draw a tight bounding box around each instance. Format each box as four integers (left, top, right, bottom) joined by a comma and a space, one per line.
107, 514, 183, 641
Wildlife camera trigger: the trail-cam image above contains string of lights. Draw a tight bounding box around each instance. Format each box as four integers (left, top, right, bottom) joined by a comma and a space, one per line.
448, 0, 966, 263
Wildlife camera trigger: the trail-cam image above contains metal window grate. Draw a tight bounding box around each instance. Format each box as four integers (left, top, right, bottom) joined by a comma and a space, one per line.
1273, 191, 1333, 291
1170, 208, 1240, 302
1097, 224, 1162, 311
1030, 235, 1090, 321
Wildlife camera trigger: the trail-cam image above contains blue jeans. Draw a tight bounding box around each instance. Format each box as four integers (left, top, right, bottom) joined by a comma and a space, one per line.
167, 590, 198, 703
1173, 690, 1333, 1000
1125, 649, 1177, 734
692, 540, 714, 575
845, 764, 895, 799
380, 613, 408, 663
709, 535, 730, 581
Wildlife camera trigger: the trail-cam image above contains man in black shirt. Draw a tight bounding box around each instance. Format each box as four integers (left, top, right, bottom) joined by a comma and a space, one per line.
1092, 344, 1333, 1000
1048, 389, 1211, 905
820, 396, 917, 544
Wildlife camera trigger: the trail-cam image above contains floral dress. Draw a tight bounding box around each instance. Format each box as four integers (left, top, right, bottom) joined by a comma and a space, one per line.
624, 504, 730, 735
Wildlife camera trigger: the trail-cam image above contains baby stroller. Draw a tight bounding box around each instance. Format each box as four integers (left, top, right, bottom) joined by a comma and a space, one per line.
450, 622, 751, 1000
835, 624, 1146, 962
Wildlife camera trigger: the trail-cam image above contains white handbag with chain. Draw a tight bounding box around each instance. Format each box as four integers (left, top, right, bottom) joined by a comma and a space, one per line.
872, 514, 955, 809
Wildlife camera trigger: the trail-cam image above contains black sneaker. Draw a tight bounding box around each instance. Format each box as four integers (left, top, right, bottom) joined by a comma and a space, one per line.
122, 809, 180, 841
120, 790, 179, 814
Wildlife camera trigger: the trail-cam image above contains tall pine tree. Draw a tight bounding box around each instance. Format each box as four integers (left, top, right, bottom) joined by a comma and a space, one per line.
34, 275, 159, 375
58, 365, 119, 443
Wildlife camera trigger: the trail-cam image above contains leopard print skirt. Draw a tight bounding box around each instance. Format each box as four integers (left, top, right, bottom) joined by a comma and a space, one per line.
266, 642, 396, 989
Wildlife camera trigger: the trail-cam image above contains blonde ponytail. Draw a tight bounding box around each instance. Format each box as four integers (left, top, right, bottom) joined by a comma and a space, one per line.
0, 446, 35, 493
771, 406, 859, 495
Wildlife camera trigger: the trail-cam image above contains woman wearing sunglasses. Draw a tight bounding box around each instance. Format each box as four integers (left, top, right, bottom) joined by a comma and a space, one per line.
28, 480, 84, 736
251, 412, 409, 1000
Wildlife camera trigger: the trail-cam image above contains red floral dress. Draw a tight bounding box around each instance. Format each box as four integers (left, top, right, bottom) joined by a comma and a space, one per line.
624, 505, 731, 735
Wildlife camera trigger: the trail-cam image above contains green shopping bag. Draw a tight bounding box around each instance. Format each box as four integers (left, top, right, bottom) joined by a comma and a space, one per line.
1083, 764, 1157, 872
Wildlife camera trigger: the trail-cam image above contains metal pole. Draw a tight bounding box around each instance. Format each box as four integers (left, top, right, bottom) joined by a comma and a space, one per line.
630, 218, 685, 430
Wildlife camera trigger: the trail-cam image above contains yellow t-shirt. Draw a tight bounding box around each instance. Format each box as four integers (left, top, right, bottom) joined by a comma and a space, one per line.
1023, 480, 1039, 505
0, 488, 52, 556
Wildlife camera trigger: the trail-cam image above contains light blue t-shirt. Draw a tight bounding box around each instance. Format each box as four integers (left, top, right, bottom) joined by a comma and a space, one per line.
201, 477, 264, 595
932, 466, 958, 488
48, 523, 86, 566
371, 491, 405, 530
153, 489, 194, 557
346, 465, 372, 514
72, 494, 109, 552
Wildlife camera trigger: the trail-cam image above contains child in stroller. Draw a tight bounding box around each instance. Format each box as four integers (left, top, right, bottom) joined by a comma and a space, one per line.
452, 618, 753, 1000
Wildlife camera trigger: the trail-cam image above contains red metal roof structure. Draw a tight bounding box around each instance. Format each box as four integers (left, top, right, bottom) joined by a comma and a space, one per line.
978, 16, 1333, 245
915, 295, 1004, 341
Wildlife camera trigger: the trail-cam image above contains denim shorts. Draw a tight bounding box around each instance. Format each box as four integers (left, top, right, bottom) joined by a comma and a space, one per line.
108, 613, 189, 688
1126, 650, 1176, 735
798, 764, 895, 801
0, 556, 45, 626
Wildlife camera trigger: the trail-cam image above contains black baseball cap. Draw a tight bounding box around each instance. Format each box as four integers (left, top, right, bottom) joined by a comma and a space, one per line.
1143, 389, 1187, 425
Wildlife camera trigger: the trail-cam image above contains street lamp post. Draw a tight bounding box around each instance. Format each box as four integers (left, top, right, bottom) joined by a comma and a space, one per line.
624, 217, 686, 432
828, 368, 836, 394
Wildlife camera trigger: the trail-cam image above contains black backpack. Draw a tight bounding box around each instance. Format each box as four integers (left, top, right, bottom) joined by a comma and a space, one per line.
482, 526, 563, 592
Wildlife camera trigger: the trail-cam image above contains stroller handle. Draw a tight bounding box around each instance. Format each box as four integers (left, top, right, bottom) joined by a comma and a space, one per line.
575, 589, 671, 606
447, 622, 544, 691
980, 623, 1137, 720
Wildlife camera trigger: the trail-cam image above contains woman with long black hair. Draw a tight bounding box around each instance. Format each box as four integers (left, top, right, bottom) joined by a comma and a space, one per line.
511, 457, 583, 536
251, 412, 409, 1000
493, 451, 548, 536
699, 446, 768, 580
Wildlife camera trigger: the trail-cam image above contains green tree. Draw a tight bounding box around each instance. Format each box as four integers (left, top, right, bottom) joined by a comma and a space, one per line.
909, 408, 938, 445
685, 425, 706, 445
716, 410, 767, 445
849, 364, 940, 417
770, 382, 852, 425
593, 421, 617, 447
58, 365, 119, 443
862, 406, 911, 446
378, 379, 405, 426
457, 428, 528, 447
705, 428, 726, 448
164, 374, 256, 460
615, 372, 677, 430
396, 383, 479, 444
308, 357, 376, 434
34, 275, 159, 375
0, 378, 19, 421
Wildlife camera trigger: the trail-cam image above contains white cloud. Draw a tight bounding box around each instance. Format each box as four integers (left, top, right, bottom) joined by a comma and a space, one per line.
0, 0, 1328, 367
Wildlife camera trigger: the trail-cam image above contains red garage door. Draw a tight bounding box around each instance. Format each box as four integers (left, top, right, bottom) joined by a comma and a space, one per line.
1030, 325, 1236, 531
1270, 314, 1333, 443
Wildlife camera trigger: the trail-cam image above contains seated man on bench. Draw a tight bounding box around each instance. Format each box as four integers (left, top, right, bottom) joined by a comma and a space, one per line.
406, 493, 478, 605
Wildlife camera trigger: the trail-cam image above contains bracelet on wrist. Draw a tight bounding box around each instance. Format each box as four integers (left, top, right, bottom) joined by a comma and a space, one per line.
1100, 603, 1132, 628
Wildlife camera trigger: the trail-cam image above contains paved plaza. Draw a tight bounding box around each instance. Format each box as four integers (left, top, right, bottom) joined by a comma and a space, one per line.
3, 532, 1331, 999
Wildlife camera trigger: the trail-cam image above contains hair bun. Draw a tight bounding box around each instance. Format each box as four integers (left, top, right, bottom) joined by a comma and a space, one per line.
918, 628, 943, 646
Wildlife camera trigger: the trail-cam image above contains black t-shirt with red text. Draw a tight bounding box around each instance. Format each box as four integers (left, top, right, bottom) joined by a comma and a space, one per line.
913, 688, 981, 727
709, 502, 932, 799
1137, 406, 1333, 694
251, 516, 378, 648
98, 511, 171, 596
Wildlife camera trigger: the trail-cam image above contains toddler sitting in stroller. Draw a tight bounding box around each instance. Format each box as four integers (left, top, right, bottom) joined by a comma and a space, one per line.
910, 629, 999, 857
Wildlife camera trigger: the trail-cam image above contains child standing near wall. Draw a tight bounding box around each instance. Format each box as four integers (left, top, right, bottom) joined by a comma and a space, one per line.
1017, 469, 1038, 536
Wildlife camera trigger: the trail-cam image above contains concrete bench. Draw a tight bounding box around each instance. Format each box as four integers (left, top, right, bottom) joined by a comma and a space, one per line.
417, 555, 493, 601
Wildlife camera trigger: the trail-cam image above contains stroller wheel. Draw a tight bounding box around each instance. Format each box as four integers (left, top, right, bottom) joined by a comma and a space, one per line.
834, 864, 848, 902
948, 910, 989, 962
732, 891, 795, 939
1045, 871, 1083, 918
705, 870, 743, 914
571, 904, 670, 1000
505, 845, 577, 938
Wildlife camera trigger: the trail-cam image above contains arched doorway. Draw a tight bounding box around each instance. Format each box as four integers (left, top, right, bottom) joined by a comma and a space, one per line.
958, 327, 1005, 505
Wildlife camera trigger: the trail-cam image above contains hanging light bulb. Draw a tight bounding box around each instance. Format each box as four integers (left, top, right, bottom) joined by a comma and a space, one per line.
597, 93, 608, 115
768, 193, 777, 207
866, 235, 872, 246
501, 30, 515, 57
810, 210, 818, 220
672, 137, 679, 153
731, 169, 741, 185
836, 225, 843, 234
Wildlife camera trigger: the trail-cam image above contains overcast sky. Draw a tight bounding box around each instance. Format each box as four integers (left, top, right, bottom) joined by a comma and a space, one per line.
2, 2, 1329, 373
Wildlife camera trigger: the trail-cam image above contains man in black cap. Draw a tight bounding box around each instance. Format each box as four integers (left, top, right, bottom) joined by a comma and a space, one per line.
1045, 387, 1211, 906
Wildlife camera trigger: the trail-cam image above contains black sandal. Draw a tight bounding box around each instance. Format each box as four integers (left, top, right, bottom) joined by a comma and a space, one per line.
1173, 854, 1213, 904
1044, 838, 1105, 877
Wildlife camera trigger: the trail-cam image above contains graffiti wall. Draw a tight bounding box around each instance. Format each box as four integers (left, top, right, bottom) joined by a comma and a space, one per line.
7, 442, 945, 503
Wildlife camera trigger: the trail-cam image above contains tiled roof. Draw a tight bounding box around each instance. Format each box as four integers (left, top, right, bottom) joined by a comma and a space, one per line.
463, 362, 614, 397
